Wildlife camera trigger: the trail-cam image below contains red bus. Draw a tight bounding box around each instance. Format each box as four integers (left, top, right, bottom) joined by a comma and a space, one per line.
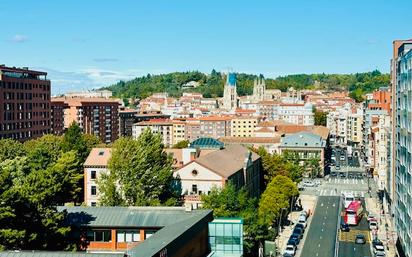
344, 201, 363, 225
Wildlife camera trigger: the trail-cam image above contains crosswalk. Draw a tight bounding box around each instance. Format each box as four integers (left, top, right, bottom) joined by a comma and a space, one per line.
317, 189, 366, 197
327, 178, 366, 185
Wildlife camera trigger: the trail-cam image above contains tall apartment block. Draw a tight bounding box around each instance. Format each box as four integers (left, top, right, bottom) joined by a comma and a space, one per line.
0, 65, 51, 141
51, 97, 120, 143
394, 41, 412, 257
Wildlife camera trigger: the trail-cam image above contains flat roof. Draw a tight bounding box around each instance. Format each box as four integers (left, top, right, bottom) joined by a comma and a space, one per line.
0, 66, 47, 76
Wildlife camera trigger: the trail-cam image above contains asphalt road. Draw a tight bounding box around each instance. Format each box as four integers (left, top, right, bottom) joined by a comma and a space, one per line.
338, 203, 372, 257
300, 196, 340, 257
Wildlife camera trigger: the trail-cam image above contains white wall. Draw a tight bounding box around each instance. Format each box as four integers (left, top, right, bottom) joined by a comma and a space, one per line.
174, 162, 223, 195
84, 167, 109, 206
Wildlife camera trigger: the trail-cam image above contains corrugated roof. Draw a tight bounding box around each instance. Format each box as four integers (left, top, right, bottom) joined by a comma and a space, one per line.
58, 206, 209, 228
193, 144, 260, 178
83, 148, 111, 167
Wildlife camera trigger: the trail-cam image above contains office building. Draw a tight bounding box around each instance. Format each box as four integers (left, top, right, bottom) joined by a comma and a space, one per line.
0, 65, 51, 141
394, 40, 412, 257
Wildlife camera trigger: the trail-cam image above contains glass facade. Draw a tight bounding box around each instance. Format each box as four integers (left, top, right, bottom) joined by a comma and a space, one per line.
208, 218, 243, 256
395, 46, 412, 257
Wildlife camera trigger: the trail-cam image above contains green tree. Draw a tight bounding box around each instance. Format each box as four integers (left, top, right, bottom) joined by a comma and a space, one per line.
24, 135, 63, 172
314, 108, 327, 126
172, 140, 189, 149
305, 157, 322, 178
258, 175, 298, 226
0, 139, 25, 163
99, 129, 176, 206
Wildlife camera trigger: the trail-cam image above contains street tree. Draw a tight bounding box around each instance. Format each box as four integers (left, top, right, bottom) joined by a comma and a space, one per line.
99, 129, 176, 206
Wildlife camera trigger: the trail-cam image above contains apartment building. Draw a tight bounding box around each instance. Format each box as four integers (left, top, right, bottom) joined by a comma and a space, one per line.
199, 116, 231, 139
132, 119, 173, 146
118, 108, 138, 137
347, 110, 363, 146
172, 120, 186, 145
256, 101, 314, 125
395, 41, 412, 257
51, 97, 120, 143
0, 65, 51, 141
84, 148, 111, 206
230, 117, 258, 137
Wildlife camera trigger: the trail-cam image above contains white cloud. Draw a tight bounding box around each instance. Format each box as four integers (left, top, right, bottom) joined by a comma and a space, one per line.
11, 34, 29, 43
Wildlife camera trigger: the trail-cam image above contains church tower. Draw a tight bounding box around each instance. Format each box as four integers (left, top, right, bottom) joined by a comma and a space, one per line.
222, 72, 238, 110
252, 76, 266, 101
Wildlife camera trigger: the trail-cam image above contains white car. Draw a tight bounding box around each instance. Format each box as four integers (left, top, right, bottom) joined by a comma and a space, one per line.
284, 244, 296, 255
303, 181, 316, 187
374, 244, 386, 256
340, 155, 345, 161
369, 220, 378, 230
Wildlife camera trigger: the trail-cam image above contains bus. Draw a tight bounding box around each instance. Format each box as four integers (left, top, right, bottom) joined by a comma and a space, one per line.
344, 201, 363, 225
343, 193, 355, 209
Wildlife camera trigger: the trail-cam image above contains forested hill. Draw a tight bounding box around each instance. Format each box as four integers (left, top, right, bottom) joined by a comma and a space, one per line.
104, 69, 390, 102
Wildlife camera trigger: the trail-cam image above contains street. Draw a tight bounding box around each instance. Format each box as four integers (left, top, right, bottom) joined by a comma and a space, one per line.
300, 196, 340, 257
338, 215, 372, 257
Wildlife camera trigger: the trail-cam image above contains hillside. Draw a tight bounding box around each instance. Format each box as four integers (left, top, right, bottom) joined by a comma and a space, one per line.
104, 69, 390, 103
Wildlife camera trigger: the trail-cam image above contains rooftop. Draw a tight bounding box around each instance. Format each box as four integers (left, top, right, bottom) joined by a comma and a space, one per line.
280, 132, 325, 148
84, 148, 111, 167
0, 65, 47, 76
193, 144, 260, 178
189, 137, 224, 149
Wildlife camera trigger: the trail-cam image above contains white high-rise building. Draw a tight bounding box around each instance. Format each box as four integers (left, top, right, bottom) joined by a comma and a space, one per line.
395, 41, 412, 257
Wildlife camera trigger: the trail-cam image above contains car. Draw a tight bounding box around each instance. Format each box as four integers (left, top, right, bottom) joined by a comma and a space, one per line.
303, 181, 316, 187
370, 220, 379, 230
287, 237, 299, 247
340, 155, 345, 161
348, 174, 353, 179
330, 172, 337, 177
314, 180, 321, 186
374, 250, 386, 257
373, 244, 386, 256
298, 214, 307, 223
289, 233, 301, 244
367, 214, 377, 222
340, 221, 350, 232
284, 244, 296, 256
292, 227, 304, 239
336, 166, 341, 170
355, 234, 366, 244
298, 219, 307, 229
340, 172, 346, 178
295, 223, 305, 232
372, 238, 383, 247
357, 174, 363, 179
283, 253, 294, 257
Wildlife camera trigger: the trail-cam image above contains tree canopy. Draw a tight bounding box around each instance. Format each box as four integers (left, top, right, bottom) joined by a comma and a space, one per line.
105, 70, 390, 104
99, 129, 178, 206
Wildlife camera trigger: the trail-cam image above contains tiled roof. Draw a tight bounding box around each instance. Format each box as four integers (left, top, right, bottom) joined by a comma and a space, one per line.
198, 116, 232, 121
219, 136, 280, 144
84, 148, 111, 167
193, 144, 260, 178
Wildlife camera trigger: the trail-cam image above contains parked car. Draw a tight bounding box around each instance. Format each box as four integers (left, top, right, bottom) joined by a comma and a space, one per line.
289, 233, 301, 244
303, 181, 316, 187
284, 244, 296, 256
340, 155, 345, 161
287, 238, 299, 247
283, 253, 294, 257
340, 221, 350, 232
369, 220, 379, 230
298, 219, 307, 229
295, 223, 305, 232
292, 227, 304, 239
367, 214, 377, 222
336, 166, 341, 171
372, 238, 383, 247
355, 234, 366, 244
298, 214, 307, 223
373, 244, 386, 256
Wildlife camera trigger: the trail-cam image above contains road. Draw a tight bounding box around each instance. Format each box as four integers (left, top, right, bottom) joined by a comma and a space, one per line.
338, 202, 372, 257
300, 196, 340, 257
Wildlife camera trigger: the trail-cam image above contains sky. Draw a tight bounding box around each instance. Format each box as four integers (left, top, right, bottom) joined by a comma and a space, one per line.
1, 0, 411, 94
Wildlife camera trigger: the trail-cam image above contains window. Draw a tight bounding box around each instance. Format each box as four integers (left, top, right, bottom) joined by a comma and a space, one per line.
90, 170, 96, 180
91, 186, 97, 196
192, 169, 198, 176
192, 184, 198, 194
117, 230, 141, 242
98, 151, 105, 156
86, 230, 111, 242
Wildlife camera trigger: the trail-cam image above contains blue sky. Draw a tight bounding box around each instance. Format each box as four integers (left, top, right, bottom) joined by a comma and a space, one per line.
1, 0, 411, 94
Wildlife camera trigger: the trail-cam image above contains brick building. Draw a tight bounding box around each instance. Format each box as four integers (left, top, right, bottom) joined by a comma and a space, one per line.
51, 97, 120, 143
0, 65, 51, 141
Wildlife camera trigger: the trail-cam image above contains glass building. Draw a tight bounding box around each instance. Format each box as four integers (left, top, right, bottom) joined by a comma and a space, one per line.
208, 218, 243, 257
395, 42, 412, 257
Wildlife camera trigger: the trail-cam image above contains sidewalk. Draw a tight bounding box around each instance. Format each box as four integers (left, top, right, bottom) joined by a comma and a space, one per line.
277, 195, 317, 255
365, 197, 397, 256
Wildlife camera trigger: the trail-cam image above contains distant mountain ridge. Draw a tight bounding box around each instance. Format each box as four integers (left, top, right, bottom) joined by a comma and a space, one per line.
104, 69, 390, 103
